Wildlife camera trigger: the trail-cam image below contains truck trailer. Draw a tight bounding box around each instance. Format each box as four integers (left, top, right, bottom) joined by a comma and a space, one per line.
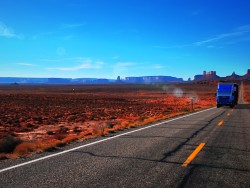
216, 83, 238, 108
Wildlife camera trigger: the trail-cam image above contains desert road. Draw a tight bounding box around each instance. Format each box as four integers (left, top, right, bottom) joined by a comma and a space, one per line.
0, 105, 250, 187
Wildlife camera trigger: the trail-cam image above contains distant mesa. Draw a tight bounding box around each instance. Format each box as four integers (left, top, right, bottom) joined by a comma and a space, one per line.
10, 82, 19, 86
242, 69, 250, 80
225, 72, 241, 80
194, 71, 219, 81
193, 69, 250, 82
0, 75, 183, 84
0, 69, 249, 84
116, 76, 122, 83
48, 78, 71, 84
125, 76, 183, 83
117, 76, 121, 81
48, 78, 110, 84
0, 77, 48, 84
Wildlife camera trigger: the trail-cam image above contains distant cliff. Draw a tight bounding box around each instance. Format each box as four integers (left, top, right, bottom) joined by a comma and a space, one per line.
193, 69, 250, 81
0, 77, 113, 84
0, 75, 183, 84
0, 77, 48, 84
125, 76, 183, 83
1, 69, 249, 84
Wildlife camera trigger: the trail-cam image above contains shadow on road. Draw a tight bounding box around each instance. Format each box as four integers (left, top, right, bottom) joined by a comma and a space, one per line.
235, 104, 250, 109
71, 150, 250, 173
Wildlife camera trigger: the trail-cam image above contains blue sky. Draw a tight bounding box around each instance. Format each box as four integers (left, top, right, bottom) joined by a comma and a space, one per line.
0, 0, 250, 80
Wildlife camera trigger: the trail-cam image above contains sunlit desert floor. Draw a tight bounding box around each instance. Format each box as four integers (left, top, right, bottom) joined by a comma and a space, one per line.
0, 82, 237, 159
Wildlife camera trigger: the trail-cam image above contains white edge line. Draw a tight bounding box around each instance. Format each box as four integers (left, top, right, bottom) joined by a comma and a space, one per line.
0, 107, 216, 173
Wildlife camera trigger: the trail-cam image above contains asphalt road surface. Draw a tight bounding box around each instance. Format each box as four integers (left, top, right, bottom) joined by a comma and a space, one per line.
0, 93, 249, 187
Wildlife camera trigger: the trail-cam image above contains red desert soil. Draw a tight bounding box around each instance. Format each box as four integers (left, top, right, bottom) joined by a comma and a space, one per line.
244, 81, 250, 103
0, 83, 217, 159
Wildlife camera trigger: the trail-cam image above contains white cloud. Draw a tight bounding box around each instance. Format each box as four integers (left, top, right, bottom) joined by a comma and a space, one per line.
17, 63, 37, 66
0, 21, 15, 37
150, 64, 163, 69
207, 45, 215, 49
56, 64, 93, 71
153, 25, 250, 50
41, 57, 89, 63
0, 21, 23, 39
112, 56, 120, 59
96, 61, 105, 65
62, 35, 74, 40
112, 62, 138, 75
62, 23, 86, 28
152, 44, 191, 49
32, 23, 85, 40
115, 62, 136, 67
32, 31, 59, 40
195, 25, 250, 46
49, 58, 104, 71
237, 25, 250, 31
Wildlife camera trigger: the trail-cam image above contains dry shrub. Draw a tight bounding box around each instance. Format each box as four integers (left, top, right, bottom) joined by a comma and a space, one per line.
13, 139, 60, 156
54, 134, 66, 140
53, 126, 70, 140
34, 139, 58, 152
92, 129, 104, 136
13, 142, 37, 156
92, 124, 108, 136
113, 124, 123, 131
62, 135, 79, 143
26, 123, 36, 128
0, 136, 22, 153
82, 132, 92, 137
181, 107, 191, 112
143, 117, 156, 124
56, 142, 66, 147
138, 116, 146, 121
103, 127, 109, 135
47, 130, 55, 135
120, 121, 128, 128
67, 115, 77, 122
106, 122, 115, 129
58, 126, 69, 134
0, 153, 8, 160
73, 126, 82, 133
108, 129, 116, 133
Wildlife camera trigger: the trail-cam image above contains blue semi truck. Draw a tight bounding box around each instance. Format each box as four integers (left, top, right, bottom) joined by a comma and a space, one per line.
216, 83, 239, 108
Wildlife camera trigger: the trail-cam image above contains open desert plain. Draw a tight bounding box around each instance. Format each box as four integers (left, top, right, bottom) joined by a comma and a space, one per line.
0, 82, 217, 159
1, 0, 250, 187
0, 81, 249, 187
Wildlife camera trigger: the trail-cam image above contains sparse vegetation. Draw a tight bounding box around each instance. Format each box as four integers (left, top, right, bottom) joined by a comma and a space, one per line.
0, 83, 217, 159
0, 136, 22, 153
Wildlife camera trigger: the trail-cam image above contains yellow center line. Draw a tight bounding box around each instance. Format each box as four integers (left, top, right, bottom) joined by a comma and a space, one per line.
218, 120, 224, 126
182, 142, 206, 167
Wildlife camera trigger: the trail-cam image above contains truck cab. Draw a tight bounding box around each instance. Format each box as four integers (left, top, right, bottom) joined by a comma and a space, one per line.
216, 83, 238, 108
